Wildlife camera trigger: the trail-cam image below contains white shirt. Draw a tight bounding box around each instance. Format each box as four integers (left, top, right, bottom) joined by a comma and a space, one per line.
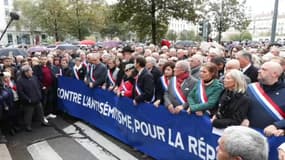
137, 68, 144, 77
242, 64, 251, 73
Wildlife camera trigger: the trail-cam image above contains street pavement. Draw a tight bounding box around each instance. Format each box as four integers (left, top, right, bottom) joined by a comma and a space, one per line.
1, 113, 154, 160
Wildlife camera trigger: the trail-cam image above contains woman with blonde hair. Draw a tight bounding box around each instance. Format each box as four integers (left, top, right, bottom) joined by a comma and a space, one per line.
211, 69, 250, 128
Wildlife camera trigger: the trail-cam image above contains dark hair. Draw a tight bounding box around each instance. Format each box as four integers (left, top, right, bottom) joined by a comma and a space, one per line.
135, 56, 146, 67
162, 61, 175, 73
211, 57, 226, 65
122, 46, 134, 53
201, 62, 218, 79
241, 52, 252, 62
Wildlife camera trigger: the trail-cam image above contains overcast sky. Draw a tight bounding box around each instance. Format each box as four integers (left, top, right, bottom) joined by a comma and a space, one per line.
246, 0, 285, 14
106, 0, 285, 15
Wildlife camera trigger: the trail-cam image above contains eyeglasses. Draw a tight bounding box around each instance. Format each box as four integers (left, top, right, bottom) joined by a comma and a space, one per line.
125, 68, 133, 72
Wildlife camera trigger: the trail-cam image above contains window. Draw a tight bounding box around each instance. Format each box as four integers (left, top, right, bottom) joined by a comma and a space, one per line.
4, 0, 8, 6
23, 34, 31, 44
7, 34, 12, 44
5, 9, 9, 17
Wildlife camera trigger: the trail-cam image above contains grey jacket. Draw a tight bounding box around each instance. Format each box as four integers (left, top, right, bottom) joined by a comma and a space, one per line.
191, 66, 200, 79
164, 75, 198, 108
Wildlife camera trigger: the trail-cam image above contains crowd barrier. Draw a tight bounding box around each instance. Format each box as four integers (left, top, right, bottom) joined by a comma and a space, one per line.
57, 77, 285, 160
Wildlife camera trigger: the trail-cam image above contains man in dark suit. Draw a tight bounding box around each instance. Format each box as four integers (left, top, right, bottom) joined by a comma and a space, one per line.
145, 56, 163, 107
237, 52, 258, 82
85, 53, 107, 88
246, 62, 285, 136
133, 56, 154, 105
60, 58, 74, 77
17, 65, 49, 132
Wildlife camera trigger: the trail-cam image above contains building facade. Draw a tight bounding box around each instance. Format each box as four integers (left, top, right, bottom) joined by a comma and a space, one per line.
0, 0, 46, 46
248, 12, 285, 41
168, 18, 197, 34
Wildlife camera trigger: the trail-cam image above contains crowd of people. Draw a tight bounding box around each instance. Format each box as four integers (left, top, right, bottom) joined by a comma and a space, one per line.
0, 41, 285, 159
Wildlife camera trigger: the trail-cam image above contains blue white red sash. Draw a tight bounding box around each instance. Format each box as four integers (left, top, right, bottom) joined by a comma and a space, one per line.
86, 63, 91, 73
160, 76, 169, 91
171, 76, 186, 105
89, 65, 96, 82
121, 81, 127, 91
135, 77, 142, 96
5, 81, 16, 91
249, 83, 285, 120
73, 66, 80, 80
59, 69, 62, 76
135, 77, 155, 102
107, 69, 116, 86
197, 80, 208, 103
82, 61, 87, 67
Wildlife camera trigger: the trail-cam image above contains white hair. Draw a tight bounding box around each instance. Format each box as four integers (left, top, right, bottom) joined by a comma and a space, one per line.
89, 52, 101, 62
225, 69, 247, 93
222, 126, 268, 160
101, 52, 111, 59
146, 56, 157, 66
191, 54, 204, 64
169, 48, 176, 53
176, 60, 190, 72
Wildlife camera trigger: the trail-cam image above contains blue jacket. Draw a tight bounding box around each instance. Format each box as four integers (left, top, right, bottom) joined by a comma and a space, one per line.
248, 81, 285, 129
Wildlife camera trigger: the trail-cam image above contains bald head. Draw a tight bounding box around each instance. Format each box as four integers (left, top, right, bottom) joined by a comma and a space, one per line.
258, 61, 283, 85
265, 61, 283, 77
271, 57, 285, 71
89, 53, 101, 64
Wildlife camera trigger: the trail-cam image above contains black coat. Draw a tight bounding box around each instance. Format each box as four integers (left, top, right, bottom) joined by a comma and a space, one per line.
93, 63, 107, 87
62, 67, 74, 77
17, 75, 42, 104
133, 68, 154, 103
32, 65, 43, 83
150, 67, 163, 102
212, 90, 250, 128
73, 65, 87, 80
244, 65, 258, 82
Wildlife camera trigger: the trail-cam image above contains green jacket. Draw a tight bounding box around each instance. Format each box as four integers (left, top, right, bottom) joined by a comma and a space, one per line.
187, 79, 223, 112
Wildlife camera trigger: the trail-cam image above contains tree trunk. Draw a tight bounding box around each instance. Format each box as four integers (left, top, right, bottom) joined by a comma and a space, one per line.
54, 19, 59, 41
218, 31, 222, 44
151, 0, 156, 45
76, 0, 82, 40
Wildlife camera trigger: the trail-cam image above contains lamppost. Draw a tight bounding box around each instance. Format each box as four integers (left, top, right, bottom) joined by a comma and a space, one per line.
218, 0, 223, 43
0, 12, 20, 41
271, 0, 279, 43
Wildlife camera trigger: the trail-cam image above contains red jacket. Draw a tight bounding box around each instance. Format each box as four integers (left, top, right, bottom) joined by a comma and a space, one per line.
118, 80, 134, 98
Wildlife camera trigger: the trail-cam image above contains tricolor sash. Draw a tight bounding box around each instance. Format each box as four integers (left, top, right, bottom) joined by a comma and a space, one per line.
160, 76, 169, 91
135, 77, 142, 96
59, 69, 62, 76
107, 69, 116, 86
171, 76, 186, 105
249, 83, 285, 120
89, 64, 96, 82
82, 61, 87, 67
5, 81, 16, 91
86, 63, 91, 73
121, 81, 127, 91
73, 66, 80, 80
135, 77, 155, 102
197, 80, 208, 103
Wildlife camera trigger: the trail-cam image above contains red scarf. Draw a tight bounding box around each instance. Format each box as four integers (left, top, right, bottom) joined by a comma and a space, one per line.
176, 72, 189, 86
170, 73, 189, 104
5, 80, 17, 91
